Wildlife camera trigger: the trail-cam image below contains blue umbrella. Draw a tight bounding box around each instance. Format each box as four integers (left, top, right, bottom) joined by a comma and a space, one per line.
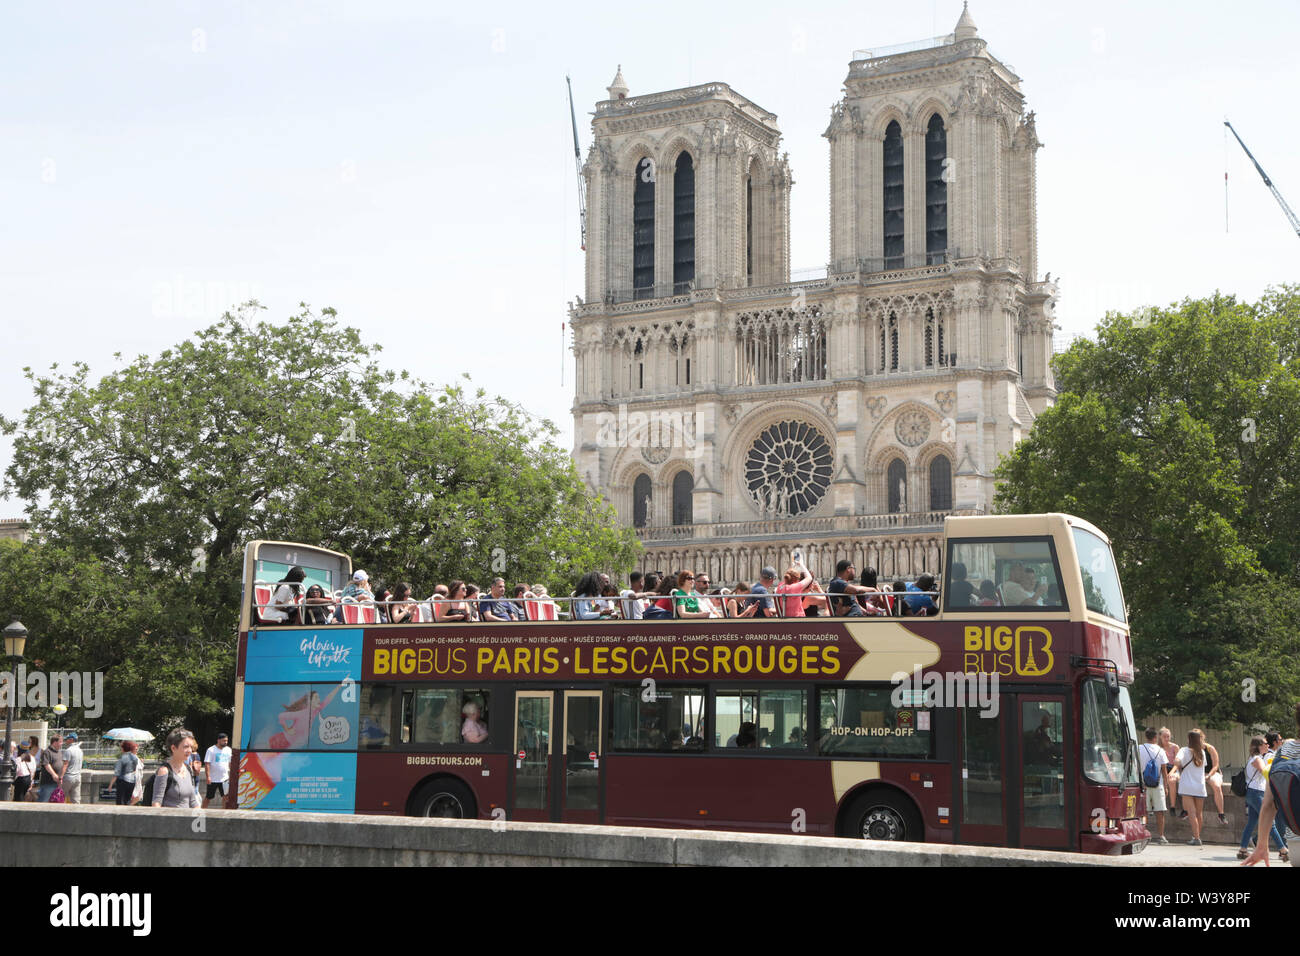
102, 728, 155, 742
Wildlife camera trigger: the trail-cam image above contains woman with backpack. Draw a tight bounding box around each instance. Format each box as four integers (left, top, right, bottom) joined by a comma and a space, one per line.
1238, 735, 1288, 861
1173, 729, 1209, 846
1244, 703, 1299, 867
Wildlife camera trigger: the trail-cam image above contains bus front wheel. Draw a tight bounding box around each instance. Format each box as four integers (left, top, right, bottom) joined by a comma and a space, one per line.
410, 778, 476, 819
842, 790, 923, 842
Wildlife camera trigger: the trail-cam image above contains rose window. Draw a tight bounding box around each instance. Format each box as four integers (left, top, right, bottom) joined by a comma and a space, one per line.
744, 421, 833, 516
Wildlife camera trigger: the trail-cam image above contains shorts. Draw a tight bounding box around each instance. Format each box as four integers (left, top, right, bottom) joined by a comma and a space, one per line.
1145, 783, 1168, 812
1208, 771, 1223, 787
206, 781, 227, 799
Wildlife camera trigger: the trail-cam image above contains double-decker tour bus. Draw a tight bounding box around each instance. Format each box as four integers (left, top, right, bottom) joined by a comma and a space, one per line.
231, 513, 1147, 853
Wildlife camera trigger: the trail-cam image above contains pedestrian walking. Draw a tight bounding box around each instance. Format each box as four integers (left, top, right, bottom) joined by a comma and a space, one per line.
61, 732, 84, 804
1244, 702, 1299, 867
37, 733, 66, 802
112, 741, 143, 806
1238, 736, 1287, 860
151, 728, 201, 808
202, 733, 232, 808
13, 742, 34, 801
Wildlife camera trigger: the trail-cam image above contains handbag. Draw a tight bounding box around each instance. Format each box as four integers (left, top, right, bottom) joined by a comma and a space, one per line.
50, 786, 66, 803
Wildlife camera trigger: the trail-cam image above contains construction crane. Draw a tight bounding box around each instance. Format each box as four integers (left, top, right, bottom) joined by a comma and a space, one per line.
1224, 120, 1300, 238
566, 75, 587, 251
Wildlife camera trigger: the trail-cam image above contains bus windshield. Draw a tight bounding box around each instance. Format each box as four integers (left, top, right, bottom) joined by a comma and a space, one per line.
1081, 679, 1139, 786
1072, 527, 1126, 623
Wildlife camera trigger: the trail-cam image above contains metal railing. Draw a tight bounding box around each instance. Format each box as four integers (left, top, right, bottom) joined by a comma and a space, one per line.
853, 34, 954, 61
252, 589, 945, 625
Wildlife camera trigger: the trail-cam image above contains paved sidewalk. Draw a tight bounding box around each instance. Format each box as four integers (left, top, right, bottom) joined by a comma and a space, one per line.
1133, 840, 1292, 867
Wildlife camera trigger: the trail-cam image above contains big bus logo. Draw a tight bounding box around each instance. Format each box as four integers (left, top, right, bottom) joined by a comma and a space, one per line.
963, 626, 1054, 677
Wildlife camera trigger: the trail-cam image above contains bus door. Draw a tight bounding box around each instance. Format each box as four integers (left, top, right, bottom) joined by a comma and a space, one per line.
957, 689, 1072, 850
510, 690, 603, 824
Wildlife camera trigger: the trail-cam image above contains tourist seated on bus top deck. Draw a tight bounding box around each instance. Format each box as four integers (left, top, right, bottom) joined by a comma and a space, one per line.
776, 560, 814, 617
904, 574, 939, 616
480, 577, 521, 622
672, 571, 713, 619
692, 573, 724, 618
619, 571, 646, 620
1002, 563, 1048, 606
263, 566, 306, 625
331, 569, 374, 622
302, 584, 335, 626
463, 583, 483, 621
948, 562, 976, 607
388, 582, 420, 624
436, 581, 472, 622
827, 561, 887, 617
724, 582, 758, 618
644, 573, 676, 619
746, 567, 780, 617
372, 586, 393, 623
572, 571, 616, 620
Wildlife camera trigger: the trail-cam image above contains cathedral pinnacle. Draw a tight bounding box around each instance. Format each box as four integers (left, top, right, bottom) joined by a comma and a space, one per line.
607, 65, 629, 100
954, 2, 978, 41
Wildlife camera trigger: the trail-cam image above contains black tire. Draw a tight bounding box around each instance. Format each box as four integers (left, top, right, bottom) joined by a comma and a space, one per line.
842, 789, 923, 842
409, 778, 476, 819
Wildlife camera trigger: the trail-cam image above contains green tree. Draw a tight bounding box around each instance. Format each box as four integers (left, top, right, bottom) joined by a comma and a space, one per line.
1, 305, 640, 735
995, 287, 1300, 730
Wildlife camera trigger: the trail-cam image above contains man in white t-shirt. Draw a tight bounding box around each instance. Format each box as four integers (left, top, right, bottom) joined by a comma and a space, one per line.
202, 732, 233, 808
619, 571, 647, 621
1139, 727, 1170, 844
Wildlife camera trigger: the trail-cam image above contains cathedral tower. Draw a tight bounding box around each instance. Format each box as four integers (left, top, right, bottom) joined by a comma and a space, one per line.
571, 6, 1057, 584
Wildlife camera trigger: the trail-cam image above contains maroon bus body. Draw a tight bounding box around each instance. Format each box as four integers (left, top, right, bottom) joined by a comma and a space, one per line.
234, 616, 1147, 853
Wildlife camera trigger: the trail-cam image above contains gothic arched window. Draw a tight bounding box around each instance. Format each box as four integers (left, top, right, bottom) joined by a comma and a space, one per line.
883, 121, 904, 268
633, 157, 655, 297
925, 113, 947, 264
633, 474, 652, 528
674, 153, 695, 292
671, 470, 694, 526
889, 312, 899, 371
887, 458, 907, 513
929, 456, 953, 511
925, 309, 935, 368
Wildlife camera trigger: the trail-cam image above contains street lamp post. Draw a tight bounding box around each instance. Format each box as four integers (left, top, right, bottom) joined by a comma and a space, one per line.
0, 619, 29, 803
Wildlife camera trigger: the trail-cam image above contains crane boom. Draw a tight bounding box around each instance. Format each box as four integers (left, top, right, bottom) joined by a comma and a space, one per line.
567, 75, 587, 251
1224, 120, 1300, 238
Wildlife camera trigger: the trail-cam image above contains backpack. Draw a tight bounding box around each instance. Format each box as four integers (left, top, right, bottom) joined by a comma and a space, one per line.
1230, 768, 1248, 798
1141, 745, 1162, 789
1267, 748, 1300, 835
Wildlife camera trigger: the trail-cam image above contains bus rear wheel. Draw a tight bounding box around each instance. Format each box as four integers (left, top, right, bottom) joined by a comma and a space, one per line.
410, 778, 476, 819
843, 790, 922, 842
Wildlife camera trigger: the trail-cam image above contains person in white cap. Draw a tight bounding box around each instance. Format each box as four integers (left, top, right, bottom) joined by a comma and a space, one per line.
335, 570, 374, 622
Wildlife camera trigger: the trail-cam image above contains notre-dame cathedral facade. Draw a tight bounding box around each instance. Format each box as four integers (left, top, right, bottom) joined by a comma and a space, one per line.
570, 5, 1057, 583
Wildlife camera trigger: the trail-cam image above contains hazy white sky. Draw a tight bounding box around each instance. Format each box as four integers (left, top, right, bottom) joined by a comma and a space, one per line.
3, 0, 1298, 515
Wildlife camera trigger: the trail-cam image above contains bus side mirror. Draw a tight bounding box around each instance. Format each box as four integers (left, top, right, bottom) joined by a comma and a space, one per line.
1105, 670, 1121, 707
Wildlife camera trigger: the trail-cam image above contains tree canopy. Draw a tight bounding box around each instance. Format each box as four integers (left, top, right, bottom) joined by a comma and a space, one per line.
995, 287, 1300, 729
0, 304, 640, 738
